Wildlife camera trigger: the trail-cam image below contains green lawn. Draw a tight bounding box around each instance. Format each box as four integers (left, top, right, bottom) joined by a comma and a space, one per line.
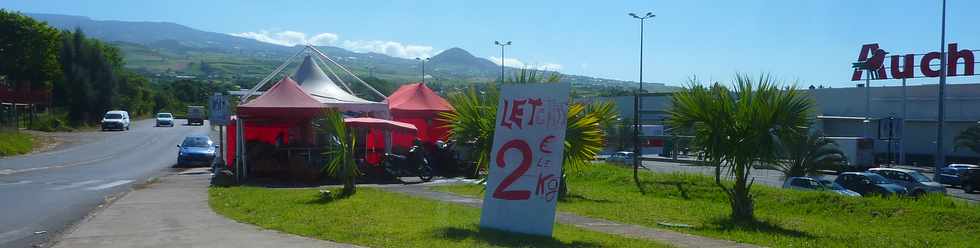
436, 163, 980, 248
0, 131, 33, 156
209, 186, 670, 248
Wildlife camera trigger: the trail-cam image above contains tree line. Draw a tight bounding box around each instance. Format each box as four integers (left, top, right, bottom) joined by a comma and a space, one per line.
1, 10, 230, 127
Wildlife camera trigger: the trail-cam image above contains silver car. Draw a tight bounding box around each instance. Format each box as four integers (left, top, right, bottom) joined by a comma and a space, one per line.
782, 177, 861, 197
868, 168, 946, 196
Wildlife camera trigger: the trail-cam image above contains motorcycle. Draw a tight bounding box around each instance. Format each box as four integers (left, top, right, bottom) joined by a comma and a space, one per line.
382, 144, 433, 182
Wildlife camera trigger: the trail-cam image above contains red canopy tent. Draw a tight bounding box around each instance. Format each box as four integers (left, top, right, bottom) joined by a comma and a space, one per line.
384, 83, 454, 149
226, 77, 326, 165
344, 117, 418, 134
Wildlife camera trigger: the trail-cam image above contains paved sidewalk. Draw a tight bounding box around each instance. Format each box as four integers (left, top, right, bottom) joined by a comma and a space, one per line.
382, 185, 760, 248
53, 168, 360, 248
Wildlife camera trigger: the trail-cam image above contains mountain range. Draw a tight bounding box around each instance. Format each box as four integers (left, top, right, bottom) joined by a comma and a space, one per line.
26, 13, 675, 93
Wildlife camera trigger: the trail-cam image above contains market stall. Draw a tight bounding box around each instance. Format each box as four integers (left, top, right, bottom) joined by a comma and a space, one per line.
385, 82, 454, 150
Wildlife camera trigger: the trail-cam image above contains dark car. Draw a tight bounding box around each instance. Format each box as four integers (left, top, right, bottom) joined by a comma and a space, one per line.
834, 172, 908, 197
959, 168, 980, 193
177, 135, 217, 167
935, 164, 980, 186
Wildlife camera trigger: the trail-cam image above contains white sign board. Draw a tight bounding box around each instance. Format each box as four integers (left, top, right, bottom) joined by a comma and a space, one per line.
479, 83, 570, 237
209, 93, 229, 126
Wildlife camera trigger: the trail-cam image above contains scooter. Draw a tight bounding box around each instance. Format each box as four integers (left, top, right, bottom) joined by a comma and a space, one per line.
382, 145, 433, 182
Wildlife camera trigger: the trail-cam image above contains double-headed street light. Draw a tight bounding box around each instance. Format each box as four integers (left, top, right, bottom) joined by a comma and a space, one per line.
628, 11, 654, 192
494, 41, 512, 82
415, 57, 430, 84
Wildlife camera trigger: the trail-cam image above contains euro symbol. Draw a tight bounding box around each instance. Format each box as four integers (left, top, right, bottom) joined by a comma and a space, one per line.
539, 135, 556, 154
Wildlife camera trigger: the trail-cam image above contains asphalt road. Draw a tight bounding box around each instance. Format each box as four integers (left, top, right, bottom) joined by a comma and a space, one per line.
0, 119, 211, 248
640, 159, 980, 202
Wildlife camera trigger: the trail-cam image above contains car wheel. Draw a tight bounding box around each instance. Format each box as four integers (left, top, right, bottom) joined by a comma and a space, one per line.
965, 184, 976, 194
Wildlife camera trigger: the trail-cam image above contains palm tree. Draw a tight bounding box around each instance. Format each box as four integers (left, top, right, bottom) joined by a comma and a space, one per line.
318, 109, 358, 196
440, 68, 617, 196
954, 125, 980, 154
775, 130, 847, 179
668, 74, 813, 221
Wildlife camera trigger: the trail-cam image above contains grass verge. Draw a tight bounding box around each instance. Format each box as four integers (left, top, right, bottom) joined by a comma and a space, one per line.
435, 163, 980, 248
209, 186, 670, 248
0, 131, 34, 156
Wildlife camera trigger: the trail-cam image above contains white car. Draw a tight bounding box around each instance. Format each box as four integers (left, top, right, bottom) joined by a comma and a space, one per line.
101, 110, 131, 131
155, 112, 174, 127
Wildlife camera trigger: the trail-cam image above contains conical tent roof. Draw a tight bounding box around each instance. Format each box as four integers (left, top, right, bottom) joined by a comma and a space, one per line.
238, 77, 324, 118
388, 82, 454, 116
292, 55, 388, 112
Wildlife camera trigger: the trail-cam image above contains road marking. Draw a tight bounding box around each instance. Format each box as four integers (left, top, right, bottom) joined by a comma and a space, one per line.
84, 180, 133, 191
0, 180, 32, 186
50, 180, 103, 190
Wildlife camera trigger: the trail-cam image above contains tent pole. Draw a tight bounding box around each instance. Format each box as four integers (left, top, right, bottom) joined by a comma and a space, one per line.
242, 47, 307, 103
313, 55, 355, 94
307, 45, 387, 100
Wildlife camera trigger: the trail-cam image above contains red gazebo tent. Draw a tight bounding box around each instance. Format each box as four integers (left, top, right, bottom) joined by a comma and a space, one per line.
385, 82, 454, 149
226, 77, 325, 164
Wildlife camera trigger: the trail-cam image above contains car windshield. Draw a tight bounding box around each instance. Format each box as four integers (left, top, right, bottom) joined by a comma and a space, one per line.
908, 172, 931, 182
157, 113, 172, 118
819, 180, 845, 190
181, 137, 211, 148
104, 113, 122, 119
866, 174, 891, 184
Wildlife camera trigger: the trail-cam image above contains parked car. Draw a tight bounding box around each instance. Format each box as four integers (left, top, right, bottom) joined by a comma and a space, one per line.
958, 168, 980, 193
155, 112, 174, 127
187, 106, 205, 126
783, 177, 860, 196
606, 151, 635, 164
177, 135, 217, 167
868, 168, 946, 196
935, 164, 980, 186
834, 172, 908, 197
101, 110, 131, 131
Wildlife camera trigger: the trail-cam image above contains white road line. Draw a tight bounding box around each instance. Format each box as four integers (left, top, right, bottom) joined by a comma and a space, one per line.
0, 180, 32, 186
50, 180, 103, 191
84, 180, 133, 191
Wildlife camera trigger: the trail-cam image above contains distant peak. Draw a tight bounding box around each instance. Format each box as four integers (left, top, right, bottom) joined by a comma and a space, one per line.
433, 47, 475, 59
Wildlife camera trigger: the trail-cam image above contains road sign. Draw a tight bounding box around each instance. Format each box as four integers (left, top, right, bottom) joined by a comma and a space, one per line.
479, 83, 570, 237
209, 93, 229, 126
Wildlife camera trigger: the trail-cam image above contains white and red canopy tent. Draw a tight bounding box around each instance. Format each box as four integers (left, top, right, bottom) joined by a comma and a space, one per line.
228, 45, 403, 174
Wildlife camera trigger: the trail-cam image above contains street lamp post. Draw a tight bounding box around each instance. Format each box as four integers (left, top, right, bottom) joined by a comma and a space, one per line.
936, 0, 948, 171
494, 41, 511, 82
629, 11, 654, 193
415, 57, 430, 84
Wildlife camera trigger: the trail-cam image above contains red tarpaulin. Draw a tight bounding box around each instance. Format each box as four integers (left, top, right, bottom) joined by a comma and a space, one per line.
237, 77, 324, 118
384, 83, 454, 149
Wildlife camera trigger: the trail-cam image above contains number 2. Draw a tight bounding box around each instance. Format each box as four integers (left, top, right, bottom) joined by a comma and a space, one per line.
492, 139, 532, 200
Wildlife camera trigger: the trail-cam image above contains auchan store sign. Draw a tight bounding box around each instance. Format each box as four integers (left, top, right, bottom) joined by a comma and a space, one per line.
851, 43, 976, 81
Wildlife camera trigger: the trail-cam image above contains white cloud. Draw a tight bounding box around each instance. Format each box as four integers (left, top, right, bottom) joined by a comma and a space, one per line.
489, 56, 562, 72
340, 40, 434, 59
537, 63, 562, 71
232, 30, 435, 59
229, 30, 338, 46
489, 56, 526, 68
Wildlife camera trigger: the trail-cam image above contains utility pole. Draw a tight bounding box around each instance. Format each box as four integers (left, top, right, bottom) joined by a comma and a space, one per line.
629, 11, 654, 194
494, 41, 511, 82
415, 57, 430, 84
936, 0, 948, 171
901, 78, 907, 165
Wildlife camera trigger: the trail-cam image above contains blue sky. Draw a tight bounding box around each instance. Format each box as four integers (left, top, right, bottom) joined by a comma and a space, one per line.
5, 0, 979, 87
